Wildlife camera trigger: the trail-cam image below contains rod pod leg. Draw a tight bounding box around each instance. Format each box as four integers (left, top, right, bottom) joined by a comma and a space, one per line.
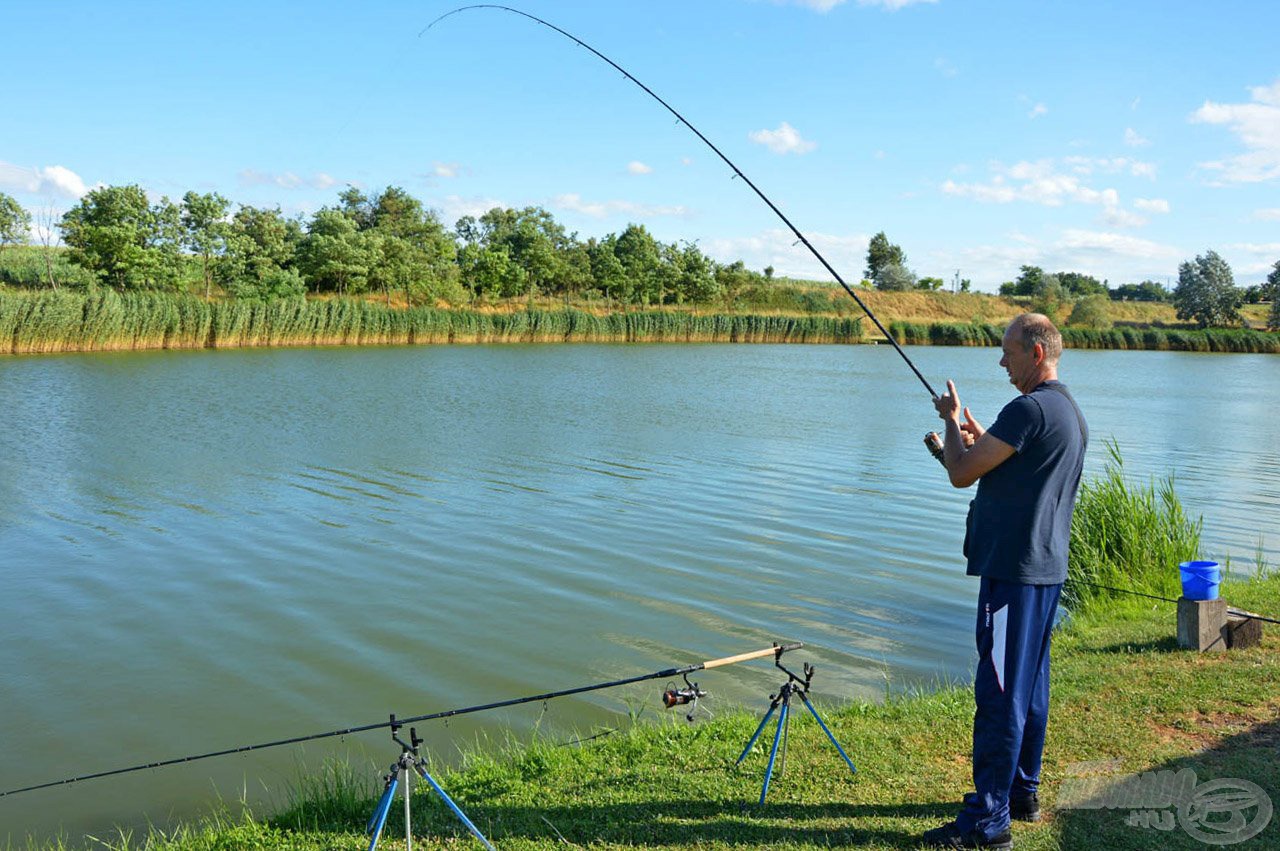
366, 773, 399, 851
413, 762, 498, 851
758, 697, 790, 806
735, 698, 781, 765
797, 692, 857, 775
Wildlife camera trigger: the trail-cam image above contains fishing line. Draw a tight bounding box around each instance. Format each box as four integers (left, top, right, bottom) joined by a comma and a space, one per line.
423, 5, 939, 399
0, 642, 799, 799
1066, 579, 1280, 625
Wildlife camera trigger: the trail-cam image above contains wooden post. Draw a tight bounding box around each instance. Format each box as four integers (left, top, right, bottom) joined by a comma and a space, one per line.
1177, 597, 1227, 652
1225, 612, 1264, 649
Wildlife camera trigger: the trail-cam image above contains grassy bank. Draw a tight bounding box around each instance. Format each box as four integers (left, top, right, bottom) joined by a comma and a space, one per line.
0, 291, 863, 354
13, 455, 1278, 850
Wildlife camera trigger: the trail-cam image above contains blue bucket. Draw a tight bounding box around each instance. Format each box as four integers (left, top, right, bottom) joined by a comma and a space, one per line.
1179, 560, 1221, 601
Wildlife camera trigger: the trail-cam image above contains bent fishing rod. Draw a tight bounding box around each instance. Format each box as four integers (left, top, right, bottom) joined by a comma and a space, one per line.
0, 642, 799, 799
425, 5, 938, 400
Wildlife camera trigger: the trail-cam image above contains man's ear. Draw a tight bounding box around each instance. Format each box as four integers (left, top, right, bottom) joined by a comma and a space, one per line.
1032, 342, 1045, 364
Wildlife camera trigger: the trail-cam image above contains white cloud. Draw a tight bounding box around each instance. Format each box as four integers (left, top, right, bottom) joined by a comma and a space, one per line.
1056, 229, 1179, 261
1063, 156, 1155, 179
1028, 103, 1048, 119
1253, 208, 1280, 221
432, 162, 461, 179
1227, 241, 1280, 255
437, 194, 507, 223
748, 121, 817, 155
1191, 78, 1280, 183
1134, 198, 1170, 214
681, 157, 694, 166
1104, 208, 1148, 228
943, 160, 1121, 208
552, 193, 688, 220
627, 161, 653, 175
238, 169, 339, 191
934, 57, 957, 78
0, 161, 90, 198
703, 228, 869, 280
1124, 128, 1150, 147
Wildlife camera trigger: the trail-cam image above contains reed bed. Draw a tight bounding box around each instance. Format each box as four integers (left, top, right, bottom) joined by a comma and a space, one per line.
887, 320, 1280, 353
0, 291, 864, 354
1065, 441, 1202, 613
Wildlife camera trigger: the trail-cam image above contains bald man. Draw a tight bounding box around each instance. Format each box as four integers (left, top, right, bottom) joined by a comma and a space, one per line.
923, 313, 1088, 850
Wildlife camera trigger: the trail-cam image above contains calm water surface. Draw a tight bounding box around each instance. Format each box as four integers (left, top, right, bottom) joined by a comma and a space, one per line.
1, 343, 1276, 841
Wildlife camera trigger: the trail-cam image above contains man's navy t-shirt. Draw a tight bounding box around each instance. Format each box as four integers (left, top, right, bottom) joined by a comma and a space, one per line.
966, 380, 1088, 585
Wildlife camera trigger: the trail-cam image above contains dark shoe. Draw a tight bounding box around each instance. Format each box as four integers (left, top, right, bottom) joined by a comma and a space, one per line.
1010, 792, 1041, 822
921, 821, 1012, 849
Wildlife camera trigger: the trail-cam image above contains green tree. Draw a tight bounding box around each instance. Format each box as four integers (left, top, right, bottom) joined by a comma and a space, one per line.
59, 184, 184, 290
1031, 273, 1069, 321
585, 236, 627, 303
0, 192, 31, 252
715, 260, 760, 309
1262, 261, 1280, 303
875, 262, 916, 291
1110, 280, 1169, 302
222, 205, 302, 288
864, 231, 906, 285
336, 186, 375, 230
298, 209, 372, 295
1174, 250, 1240, 328
1056, 271, 1107, 297
615, 223, 662, 305
1269, 296, 1280, 331
916, 276, 945, 291
1000, 265, 1044, 297
367, 187, 460, 305
181, 191, 230, 299
1068, 293, 1113, 330
674, 241, 717, 304
458, 242, 523, 299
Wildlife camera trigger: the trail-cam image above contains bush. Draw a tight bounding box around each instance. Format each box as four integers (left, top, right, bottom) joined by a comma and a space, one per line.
1067, 294, 1113, 330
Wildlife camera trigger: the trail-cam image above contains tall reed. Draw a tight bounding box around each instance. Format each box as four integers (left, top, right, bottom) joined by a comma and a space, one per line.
0, 291, 864, 354
1066, 441, 1202, 613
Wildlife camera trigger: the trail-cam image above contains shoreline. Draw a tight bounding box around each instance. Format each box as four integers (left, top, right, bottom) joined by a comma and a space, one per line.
4, 291, 1278, 356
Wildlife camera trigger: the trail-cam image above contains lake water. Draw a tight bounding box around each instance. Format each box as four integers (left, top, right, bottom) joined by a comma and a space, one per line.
1, 343, 1276, 841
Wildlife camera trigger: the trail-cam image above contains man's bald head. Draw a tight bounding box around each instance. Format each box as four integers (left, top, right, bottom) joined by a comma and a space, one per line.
1008, 313, 1062, 365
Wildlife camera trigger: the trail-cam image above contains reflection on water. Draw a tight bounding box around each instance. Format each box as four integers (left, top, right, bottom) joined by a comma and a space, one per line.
0, 343, 1276, 841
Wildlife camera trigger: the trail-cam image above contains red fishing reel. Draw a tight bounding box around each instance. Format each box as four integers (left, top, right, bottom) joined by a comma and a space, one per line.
662, 673, 709, 722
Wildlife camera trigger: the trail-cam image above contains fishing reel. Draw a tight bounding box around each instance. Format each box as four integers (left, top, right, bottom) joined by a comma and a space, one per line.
662, 673, 710, 722
924, 432, 946, 467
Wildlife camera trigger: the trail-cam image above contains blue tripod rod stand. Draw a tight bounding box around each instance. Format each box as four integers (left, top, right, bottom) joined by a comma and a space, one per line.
365, 716, 496, 851
735, 658, 857, 805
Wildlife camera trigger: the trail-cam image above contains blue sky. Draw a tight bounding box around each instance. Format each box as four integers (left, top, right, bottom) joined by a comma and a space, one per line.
4, 0, 1279, 291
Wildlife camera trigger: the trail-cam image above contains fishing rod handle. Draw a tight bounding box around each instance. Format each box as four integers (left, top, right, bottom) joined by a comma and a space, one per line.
701, 642, 802, 670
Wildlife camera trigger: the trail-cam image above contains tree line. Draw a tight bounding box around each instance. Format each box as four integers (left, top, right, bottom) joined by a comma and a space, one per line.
2, 190, 1277, 330
0, 186, 772, 309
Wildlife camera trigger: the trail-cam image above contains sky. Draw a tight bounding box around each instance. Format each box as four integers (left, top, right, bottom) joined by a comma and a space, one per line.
3, 0, 1279, 292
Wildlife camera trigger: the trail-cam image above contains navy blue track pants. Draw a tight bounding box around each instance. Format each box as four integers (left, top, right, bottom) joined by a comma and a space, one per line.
956, 577, 1062, 839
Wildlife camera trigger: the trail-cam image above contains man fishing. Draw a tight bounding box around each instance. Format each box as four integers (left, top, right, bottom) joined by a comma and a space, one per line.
922, 312, 1088, 850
